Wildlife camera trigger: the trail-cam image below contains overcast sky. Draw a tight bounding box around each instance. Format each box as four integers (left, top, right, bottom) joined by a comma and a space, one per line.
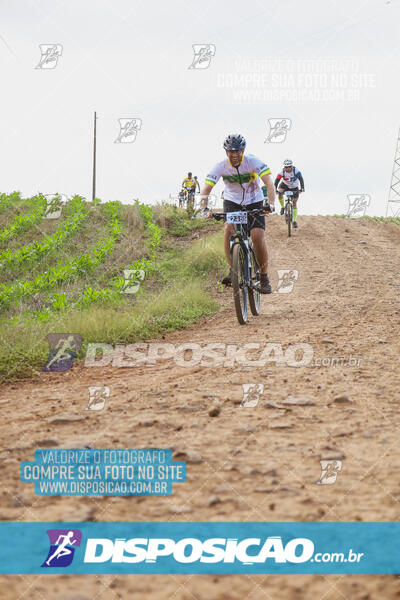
0, 0, 399, 215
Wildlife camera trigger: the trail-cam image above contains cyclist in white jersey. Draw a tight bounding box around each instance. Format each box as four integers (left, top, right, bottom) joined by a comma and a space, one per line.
201, 134, 275, 294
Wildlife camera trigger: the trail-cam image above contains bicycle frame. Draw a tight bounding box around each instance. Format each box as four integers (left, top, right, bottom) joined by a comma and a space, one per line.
283, 191, 294, 216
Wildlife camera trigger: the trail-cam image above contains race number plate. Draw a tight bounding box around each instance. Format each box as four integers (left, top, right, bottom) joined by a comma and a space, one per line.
227, 211, 248, 224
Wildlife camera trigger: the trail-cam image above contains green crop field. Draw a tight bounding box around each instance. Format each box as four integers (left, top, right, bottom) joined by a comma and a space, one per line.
0, 194, 225, 382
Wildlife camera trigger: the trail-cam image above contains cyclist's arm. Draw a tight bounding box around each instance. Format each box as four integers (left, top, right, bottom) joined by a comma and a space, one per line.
261, 173, 276, 208
200, 183, 214, 209
297, 172, 305, 191
274, 175, 281, 190
201, 163, 222, 209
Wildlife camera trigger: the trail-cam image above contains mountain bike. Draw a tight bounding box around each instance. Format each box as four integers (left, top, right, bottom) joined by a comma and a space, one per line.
212, 208, 267, 324
186, 188, 195, 209
283, 190, 294, 237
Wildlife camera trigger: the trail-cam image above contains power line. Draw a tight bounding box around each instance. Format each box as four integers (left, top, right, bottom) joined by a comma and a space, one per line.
92, 111, 97, 202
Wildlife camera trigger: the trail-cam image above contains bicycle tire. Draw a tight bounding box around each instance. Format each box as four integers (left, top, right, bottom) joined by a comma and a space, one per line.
287, 204, 292, 237
231, 242, 248, 325
248, 245, 261, 316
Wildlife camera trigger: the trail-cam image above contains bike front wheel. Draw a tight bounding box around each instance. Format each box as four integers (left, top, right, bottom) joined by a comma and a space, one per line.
248, 245, 261, 316
286, 204, 292, 237
231, 242, 248, 325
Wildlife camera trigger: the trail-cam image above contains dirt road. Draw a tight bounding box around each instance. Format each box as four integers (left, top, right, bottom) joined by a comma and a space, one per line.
1, 215, 400, 599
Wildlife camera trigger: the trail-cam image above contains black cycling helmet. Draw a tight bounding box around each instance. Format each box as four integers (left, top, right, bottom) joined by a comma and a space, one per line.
188, 172, 192, 176
223, 133, 246, 151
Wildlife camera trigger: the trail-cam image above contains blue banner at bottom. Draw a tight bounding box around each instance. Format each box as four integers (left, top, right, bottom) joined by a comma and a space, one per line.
0, 522, 398, 574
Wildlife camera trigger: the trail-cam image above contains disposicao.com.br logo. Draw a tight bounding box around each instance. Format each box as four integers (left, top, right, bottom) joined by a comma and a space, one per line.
41, 533, 364, 568
1, 522, 393, 574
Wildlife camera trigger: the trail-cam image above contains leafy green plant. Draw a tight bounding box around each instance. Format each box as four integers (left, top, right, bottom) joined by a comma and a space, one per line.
71, 200, 162, 307
0, 200, 123, 312
0, 195, 87, 270
0, 193, 47, 244
0, 191, 21, 213
20, 201, 161, 316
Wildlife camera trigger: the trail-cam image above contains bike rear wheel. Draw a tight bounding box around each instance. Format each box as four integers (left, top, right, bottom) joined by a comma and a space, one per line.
248, 245, 261, 316
231, 242, 248, 325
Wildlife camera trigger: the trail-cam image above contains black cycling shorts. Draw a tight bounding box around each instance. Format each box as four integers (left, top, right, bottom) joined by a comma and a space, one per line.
277, 183, 300, 198
223, 199, 265, 231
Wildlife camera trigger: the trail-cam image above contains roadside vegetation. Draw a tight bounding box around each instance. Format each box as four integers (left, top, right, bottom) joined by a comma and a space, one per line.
0, 194, 225, 381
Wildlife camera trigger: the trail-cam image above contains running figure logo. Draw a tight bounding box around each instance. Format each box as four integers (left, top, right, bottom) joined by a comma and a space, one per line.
207, 193, 217, 208
241, 383, 264, 408
43, 334, 82, 372
188, 44, 216, 69
347, 194, 370, 218
275, 269, 299, 294
121, 269, 145, 294
316, 460, 342, 485
41, 529, 82, 567
114, 118, 142, 143
44, 194, 65, 219
35, 44, 63, 69
86, 385, 110, 411
265, 118, 291, 143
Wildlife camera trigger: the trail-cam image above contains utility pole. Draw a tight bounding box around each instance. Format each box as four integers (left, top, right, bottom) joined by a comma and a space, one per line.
92, 111, 97, 201
386, 126, 400, 217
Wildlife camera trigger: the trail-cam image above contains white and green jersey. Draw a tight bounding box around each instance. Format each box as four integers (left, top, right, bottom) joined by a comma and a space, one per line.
205, 154, 271, 206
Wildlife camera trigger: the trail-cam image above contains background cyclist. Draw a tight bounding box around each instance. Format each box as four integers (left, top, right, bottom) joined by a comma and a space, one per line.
182, 172, 196, 207
275, 159, 305, 229
200, 133, 275, 294
178, 188, 186, 207
261, 184, 269, 204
